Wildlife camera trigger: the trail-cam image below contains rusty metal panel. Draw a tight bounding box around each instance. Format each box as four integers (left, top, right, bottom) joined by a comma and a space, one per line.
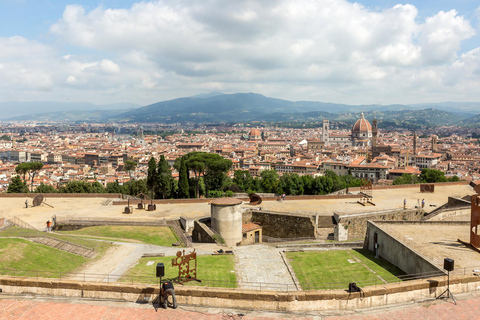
249, 193, 262, 205
471, 195, 480, 249
420, 184, 435, 193
172, 249, 198, 284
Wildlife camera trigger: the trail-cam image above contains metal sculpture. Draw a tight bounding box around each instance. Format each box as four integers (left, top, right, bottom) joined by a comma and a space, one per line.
172, 249, 198, 284
470, 195, 480, 249
420, 184, 435, 193
249, 193, 262, 205
358, 179, 375, 206
32, 194, 44, 207
32, 194, 54, 208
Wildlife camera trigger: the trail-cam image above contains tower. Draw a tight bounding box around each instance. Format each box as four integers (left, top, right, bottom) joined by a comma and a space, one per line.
413, 131, 417, 155
372, 116, 378, 148
322, 119, 329, 146
432, 135, 438, 152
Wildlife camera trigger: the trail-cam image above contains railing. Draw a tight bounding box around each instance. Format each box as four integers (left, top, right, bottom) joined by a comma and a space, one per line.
3, 266, 476, 292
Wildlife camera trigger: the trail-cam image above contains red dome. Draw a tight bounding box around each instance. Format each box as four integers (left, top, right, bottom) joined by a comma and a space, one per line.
249, 129, 261, 136
352, 112, 372, 133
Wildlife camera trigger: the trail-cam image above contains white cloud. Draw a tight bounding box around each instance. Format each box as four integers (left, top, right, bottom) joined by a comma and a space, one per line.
1, 1, 478, 105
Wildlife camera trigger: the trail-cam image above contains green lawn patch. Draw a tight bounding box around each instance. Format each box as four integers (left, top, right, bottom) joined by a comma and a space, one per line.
286, 249, 405, 290
59, 226, 181, 247
0, 238, 87, 278
0, 226, 111, 254
120, 255, 237, 288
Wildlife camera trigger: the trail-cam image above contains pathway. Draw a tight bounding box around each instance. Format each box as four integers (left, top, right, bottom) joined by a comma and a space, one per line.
235, 244, 296, 291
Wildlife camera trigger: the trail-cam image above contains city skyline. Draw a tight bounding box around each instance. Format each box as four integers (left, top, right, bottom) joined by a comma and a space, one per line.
1, 0, 480, 107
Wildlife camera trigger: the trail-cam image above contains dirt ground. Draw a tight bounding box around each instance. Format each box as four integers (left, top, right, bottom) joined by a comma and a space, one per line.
0, 184, 474, 230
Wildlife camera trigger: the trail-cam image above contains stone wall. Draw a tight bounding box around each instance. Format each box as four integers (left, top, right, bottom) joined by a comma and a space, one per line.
2, 274, 480, 312
334, 209, 424, 241
447, 196, 470, 207
192, 219, 216, 244
244, 210, 316, 239
0, 193, 122, 198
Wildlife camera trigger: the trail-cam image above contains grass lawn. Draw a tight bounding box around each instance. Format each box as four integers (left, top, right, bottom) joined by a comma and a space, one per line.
0, 226, 111, 254
121, 255, 237, 288
286, 249, 405, 290
0, 238, 87, 278
59, 226, 181, 247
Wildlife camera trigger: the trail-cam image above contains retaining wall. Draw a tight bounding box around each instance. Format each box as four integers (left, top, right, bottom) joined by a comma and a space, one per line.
335, 209, 425, 241
243, 210, 316, 239
1, 275, 480, 311
0, 193, 122, 198
364, 221, 442, 275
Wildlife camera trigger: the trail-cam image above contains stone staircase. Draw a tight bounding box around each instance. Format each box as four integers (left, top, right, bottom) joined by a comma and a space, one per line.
27, 237, 97, 258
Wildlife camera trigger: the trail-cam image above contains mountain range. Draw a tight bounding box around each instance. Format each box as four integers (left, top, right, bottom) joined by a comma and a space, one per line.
3, 93, 480, 128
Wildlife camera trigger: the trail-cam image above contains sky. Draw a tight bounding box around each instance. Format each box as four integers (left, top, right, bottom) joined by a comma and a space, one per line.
1, 0, 480, 107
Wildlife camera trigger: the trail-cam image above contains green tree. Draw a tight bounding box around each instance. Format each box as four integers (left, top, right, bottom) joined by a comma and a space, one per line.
27, 162, 44, 192
35, 183, 57, 193
420, 168, 447, 183
124, 160, 137, 180
178, 158, 189, 198
7, 175, 29, 193
14, 163, 29, 183
92, 181, 106, 193
15, 162, 44, 192
233, 170, 255, 192
106, 181, 125, 194
59, 181, 93, 193
393, 173, 420, 185
123, 179, 148, 196
156, 155, 172, 199
146, 157, 157, 198
279, 173, 304, 195
259, 170, 280, 193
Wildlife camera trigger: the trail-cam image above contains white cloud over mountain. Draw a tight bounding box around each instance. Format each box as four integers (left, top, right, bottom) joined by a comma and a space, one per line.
0, 0, 479, 105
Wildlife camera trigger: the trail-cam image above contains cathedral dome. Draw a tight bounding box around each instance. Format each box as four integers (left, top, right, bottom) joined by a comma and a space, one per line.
352, 112, 372, 134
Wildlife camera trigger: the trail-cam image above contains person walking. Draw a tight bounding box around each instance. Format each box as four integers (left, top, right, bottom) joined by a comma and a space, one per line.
46, 220, 51, 232
421, 199, 425, 209
403, 198, 407, 209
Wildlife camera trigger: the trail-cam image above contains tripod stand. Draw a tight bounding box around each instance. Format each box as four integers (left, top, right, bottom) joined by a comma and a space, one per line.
436, 270, 456, 305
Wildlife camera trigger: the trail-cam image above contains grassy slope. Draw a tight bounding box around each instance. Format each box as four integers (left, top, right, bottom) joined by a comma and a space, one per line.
286, 249, 405, 290
60, 226, 181, 246
0, 238, 87, 277
121, 255, 237, 288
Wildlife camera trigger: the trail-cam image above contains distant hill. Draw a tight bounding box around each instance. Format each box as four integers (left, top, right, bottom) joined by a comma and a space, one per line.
0, 101, 139, 120
1, 93, 478, 127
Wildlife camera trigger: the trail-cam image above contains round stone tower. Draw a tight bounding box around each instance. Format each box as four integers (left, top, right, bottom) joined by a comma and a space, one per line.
210, 198, 243, 247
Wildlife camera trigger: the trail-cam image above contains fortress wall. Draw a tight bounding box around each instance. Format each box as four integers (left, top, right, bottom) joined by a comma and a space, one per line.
0, 193, 122, 198
336, 209, 424, 240
246, 210, 316, 239
1, 275, 480, 311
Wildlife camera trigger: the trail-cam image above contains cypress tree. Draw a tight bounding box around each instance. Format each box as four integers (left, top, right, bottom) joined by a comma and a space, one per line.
157, 155, 172, 199
178, 157, 189, 198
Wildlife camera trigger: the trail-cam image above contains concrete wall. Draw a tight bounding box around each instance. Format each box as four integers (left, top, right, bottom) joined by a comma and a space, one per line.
243, 210, 316, 239
211, 203, 243, 247
364, 221, 442, 275
2, 275, 480, 312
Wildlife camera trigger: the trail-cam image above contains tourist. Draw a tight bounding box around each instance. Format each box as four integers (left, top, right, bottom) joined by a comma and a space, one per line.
46, 220, 51, 232
25, 199, 28, 208
403, 199, 407, 209
161, 280, 177, 309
